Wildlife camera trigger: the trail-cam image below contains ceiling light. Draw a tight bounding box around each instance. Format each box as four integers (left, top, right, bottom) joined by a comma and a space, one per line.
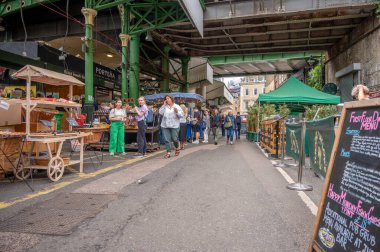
106, 53, 113, 58
0, 26, 5, 32
145, 31, 152, 42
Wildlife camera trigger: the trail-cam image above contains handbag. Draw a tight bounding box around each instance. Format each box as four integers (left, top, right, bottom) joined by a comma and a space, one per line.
225, 121, 232, 128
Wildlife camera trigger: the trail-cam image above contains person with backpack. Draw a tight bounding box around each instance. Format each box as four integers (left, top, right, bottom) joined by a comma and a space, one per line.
132, 96, 149, 158
224, 111, 236, 145
235, 112, 242, 140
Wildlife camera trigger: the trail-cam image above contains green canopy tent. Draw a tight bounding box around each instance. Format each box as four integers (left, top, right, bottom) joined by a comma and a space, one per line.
256, 76, 340, 156
258, 76, 340, 105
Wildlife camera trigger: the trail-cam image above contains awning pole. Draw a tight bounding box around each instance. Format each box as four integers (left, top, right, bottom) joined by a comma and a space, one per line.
257, 101, 260, 133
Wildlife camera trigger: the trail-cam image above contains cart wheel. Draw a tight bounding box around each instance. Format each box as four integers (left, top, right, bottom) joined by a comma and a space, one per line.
13, 163, 32, 180
47, 157, 65, 182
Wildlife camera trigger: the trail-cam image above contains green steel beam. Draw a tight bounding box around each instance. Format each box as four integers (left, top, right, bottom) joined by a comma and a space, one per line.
199, 0, 206, 11
128, 1, 188, 35
214, 70, 296, 78
0, 0, 60, 17
208, 52, 324, 66
129, 34, 140, 101
160, 45, 170, 92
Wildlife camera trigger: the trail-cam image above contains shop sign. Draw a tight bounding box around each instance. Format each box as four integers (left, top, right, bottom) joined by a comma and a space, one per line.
95, 65, 116, 82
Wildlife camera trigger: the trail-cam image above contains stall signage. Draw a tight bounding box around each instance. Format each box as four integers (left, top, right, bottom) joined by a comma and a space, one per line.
95, 66, 116, 82
310, 99, 380, 252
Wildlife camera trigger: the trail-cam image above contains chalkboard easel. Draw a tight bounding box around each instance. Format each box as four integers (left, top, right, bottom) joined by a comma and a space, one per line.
309, 98, 380, 252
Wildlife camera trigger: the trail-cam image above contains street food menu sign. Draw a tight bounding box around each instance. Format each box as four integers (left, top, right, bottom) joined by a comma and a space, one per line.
310, 99, 380, 252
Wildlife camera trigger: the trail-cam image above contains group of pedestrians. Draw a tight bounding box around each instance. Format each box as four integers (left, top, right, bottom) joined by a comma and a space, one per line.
108, 94, 243, 159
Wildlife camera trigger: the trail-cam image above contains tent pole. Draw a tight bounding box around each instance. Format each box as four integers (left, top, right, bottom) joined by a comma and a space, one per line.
257, 101, 260, 133
26, 66, 31, 136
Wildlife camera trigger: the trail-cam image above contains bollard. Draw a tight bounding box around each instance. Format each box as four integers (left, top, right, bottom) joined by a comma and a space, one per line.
286, 120, 313, 191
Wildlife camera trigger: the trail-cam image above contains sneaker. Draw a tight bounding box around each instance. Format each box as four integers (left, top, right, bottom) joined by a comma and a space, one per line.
230, 141, 233, 145
110, 153, 114, 156
133, 153, 143, 158
202, 141, 208, 143
143, 153, 147, 157
192, 140, 199, 144
121, 152, 127, 156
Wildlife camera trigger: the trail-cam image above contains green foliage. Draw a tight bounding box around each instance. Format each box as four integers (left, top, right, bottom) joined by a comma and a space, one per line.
262, 104, 276, 119
376, 0, 380, 17
247, 104, 261, 132
278, 104, 290, 118
307, 64, 323, 90
304, 105, 336, 121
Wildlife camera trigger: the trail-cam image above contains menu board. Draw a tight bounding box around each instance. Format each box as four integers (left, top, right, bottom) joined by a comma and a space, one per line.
310, 99, 380, 252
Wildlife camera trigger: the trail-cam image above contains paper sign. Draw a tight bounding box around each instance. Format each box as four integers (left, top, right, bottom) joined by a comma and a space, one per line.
0, 100, 10, 110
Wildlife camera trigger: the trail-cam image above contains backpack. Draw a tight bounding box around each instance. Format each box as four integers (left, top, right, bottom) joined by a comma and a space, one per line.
145, 109, 154, 123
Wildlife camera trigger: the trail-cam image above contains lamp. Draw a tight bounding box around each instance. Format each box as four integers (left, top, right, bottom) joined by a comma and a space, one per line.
145, 31, 152, 42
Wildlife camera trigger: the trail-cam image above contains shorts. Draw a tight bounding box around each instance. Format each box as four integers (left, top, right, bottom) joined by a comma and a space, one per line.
192, 123, 200, 132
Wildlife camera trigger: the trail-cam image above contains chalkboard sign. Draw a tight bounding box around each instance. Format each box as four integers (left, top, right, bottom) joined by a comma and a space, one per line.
310, 99, 380, 252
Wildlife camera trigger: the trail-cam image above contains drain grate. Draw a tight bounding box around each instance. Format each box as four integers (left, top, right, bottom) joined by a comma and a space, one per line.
0, 194, 117, 235
0, 208, 98, 235
37, 193, 117, 211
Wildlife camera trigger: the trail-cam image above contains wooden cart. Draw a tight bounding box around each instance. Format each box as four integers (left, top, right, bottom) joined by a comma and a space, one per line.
11, 65, 88, 182
19, 132, 90, 182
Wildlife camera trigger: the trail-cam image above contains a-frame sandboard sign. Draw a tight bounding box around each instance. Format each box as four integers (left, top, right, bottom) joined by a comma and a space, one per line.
310, 98, 380, 252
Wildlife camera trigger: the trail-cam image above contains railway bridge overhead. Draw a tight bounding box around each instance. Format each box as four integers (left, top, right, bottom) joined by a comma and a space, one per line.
0, 0, 378, 105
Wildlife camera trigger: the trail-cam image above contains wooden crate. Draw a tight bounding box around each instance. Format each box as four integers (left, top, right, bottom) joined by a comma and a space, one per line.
0, 134, 24, 176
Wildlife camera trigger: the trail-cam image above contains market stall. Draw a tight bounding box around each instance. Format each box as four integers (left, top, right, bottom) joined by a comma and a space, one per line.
11, 65, 90, 182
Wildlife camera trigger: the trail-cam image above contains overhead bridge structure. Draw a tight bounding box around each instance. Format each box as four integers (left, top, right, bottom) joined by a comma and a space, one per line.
0, 0, 378, 108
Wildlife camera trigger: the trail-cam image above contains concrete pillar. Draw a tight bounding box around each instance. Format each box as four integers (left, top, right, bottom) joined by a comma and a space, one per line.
119, 34, 130, 101
81, 7, 97, 120
160, 45, 171, 92
129, 34, 140, 102
180, 57, 190, 92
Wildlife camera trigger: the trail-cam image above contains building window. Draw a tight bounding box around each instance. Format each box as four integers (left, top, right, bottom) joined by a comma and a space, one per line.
254, 88, 258, 95
245, 101, 249, 110
245, 88, 249, 95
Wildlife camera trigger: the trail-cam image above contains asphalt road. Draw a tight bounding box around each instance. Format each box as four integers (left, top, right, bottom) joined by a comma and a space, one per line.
0, 138, 324, 252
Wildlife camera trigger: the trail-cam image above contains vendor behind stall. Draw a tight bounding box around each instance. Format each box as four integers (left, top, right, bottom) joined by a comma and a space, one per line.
109, 99, 126, 156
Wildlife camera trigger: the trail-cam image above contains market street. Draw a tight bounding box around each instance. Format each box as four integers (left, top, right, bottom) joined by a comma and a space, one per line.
0, 139, 324, 252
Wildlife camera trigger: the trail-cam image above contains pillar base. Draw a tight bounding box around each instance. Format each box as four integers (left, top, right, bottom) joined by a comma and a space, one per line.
286, 182, 313, 191
82, 103, 95, 123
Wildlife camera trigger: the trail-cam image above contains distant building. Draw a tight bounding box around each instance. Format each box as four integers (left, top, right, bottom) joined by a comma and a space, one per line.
240, 75, 266, 113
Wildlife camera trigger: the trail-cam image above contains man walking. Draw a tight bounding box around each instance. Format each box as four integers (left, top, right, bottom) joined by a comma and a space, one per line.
235, 112, 242, 140
210, 108, 221, 145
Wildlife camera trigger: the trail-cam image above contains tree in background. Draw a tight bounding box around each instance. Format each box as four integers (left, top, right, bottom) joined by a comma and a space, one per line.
307, 64, 322, 91
376, 0, 380, 17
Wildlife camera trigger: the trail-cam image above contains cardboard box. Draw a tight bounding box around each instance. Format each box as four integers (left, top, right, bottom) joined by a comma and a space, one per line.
0, 100, 21, 126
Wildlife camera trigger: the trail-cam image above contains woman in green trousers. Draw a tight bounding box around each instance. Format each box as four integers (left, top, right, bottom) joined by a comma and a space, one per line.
109, 99, 126, 156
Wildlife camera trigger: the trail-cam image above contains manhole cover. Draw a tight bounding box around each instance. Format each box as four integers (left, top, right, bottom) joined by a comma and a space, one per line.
37, 194, 117, 211
0, 194, 118, 235
0, 208, 98, 235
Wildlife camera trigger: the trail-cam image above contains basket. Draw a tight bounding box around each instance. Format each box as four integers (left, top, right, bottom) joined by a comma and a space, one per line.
0, 133, 24, 175
34, 156, 70, 166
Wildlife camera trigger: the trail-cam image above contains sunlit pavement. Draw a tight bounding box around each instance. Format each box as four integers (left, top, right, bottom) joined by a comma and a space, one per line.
0, 137, 324, 252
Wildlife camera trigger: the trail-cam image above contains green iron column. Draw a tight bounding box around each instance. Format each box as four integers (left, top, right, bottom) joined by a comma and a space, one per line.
119, 34, 129, 101
81, 7, 97, 119
119, 4, 130, 102
180, 57, 190, 93
129, 34, 140, 102
160, 45, 171, 92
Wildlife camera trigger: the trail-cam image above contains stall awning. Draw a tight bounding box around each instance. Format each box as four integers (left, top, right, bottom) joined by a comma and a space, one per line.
12, 65, 84, 86
206, 80, 234, 105
258, 77, 340, 105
